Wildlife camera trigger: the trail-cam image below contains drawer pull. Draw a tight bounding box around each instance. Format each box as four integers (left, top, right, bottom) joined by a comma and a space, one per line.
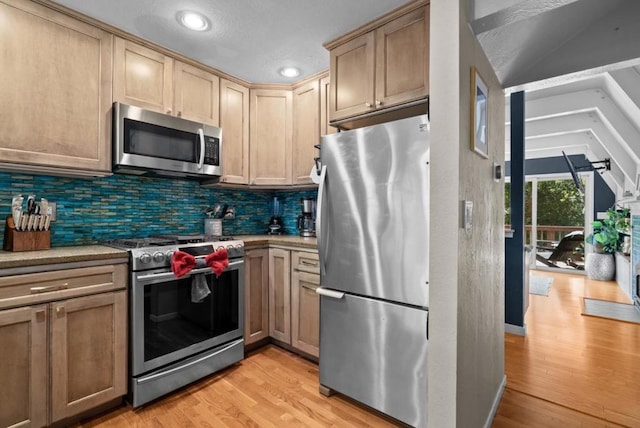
300, 260, 318, 267
30, 283, 69, 294
301, 283, 318, 292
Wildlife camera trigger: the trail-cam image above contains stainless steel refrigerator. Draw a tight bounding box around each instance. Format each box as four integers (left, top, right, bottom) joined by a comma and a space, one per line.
316, 114, 429, 428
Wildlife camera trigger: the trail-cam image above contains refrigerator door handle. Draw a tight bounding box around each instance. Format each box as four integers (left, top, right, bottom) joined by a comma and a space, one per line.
316, 287, 344, 299
426, 311, 429, 340
316, 164, 328, 276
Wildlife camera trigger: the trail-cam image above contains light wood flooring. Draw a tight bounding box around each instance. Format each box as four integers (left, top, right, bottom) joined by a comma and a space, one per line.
78, 270, 640, 427
494, 270, 640, 427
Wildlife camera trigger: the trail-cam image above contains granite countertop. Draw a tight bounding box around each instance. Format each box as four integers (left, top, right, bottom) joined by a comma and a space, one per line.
238, 235, 318, 250
0, 235, 316, 271
0, 245, 129, 270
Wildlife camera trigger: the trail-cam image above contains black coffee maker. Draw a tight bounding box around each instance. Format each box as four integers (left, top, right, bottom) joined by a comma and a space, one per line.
297, 197, 316, 237
268, 196, 283, 235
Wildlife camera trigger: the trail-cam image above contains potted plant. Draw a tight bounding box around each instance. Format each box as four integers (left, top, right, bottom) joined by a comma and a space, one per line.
585, 207, 629, 280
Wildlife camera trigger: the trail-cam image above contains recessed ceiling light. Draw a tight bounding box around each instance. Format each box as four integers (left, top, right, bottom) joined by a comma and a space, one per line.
279, 67, 300, 78
177, 11, 210, 31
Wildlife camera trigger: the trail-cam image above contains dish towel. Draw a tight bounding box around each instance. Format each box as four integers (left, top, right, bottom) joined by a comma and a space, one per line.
171, 249, 229, 303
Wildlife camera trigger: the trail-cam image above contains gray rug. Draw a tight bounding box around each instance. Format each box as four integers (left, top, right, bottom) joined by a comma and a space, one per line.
529, 275, 553, 296
582, 298, 640, 324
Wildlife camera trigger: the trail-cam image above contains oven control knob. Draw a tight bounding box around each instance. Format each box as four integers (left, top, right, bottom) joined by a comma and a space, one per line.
139, 253, 151, 264
153, 252, 165, 263
166, 250, 175, 260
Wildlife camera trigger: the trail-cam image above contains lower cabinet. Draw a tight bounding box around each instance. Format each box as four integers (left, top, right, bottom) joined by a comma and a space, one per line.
268, 248, 292, 343
291, 252, 320, 357
244, 245, 320, 358
0, 289, 127, 427
50, 291, 127, 423
244, 248, 269, 345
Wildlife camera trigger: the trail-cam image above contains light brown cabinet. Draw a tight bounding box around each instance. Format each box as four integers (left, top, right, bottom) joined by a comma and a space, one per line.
327, 3, 429, 123
174, 61, 220, 126
114, 38, 174, 114
0, 305, 48, 428
0, 263, 128, 427
290, 251, 320, 358
320, 75, 337, 137
114, 38, 219, 126
0, 0, 113, 176
268, 248, 291, 342
292, 80, 320, 185
219, 79, 250, 184
244, 248, 269, 345
249, 89, 293, 186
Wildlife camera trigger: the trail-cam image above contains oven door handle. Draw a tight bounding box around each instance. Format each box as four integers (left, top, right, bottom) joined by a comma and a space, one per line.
137, 259, 244, 282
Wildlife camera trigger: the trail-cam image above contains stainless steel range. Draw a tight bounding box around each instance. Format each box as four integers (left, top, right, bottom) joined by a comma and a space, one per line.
105, 234, 245, 407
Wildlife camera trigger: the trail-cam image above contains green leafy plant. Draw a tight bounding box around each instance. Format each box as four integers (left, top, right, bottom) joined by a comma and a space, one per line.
585, 207, 629, 254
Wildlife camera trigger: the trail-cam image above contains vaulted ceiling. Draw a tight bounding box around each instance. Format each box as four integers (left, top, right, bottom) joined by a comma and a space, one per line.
470, 0, 640, 198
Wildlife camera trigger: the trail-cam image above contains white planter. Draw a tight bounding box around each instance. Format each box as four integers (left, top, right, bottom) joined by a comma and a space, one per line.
585, 253, 615, 281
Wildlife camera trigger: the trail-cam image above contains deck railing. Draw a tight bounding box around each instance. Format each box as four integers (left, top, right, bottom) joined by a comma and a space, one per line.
506, 225, 583, 247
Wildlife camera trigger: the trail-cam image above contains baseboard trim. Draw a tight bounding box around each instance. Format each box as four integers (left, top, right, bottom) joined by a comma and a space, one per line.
484, 375, 507, 428
505, 323, 526, 336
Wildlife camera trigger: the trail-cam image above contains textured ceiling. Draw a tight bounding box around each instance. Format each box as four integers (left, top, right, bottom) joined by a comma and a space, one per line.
50, 0, 410, 84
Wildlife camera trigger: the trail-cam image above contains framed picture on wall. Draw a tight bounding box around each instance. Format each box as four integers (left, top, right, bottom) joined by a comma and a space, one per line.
471, 66, 489, 158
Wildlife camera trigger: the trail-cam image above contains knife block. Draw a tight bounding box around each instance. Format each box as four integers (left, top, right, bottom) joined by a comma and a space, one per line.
3, 215, 51, 252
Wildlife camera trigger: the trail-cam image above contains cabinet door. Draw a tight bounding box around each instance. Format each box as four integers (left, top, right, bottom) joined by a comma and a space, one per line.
219, 79, 250, 184
0, 305, 47, 428
320, 75, 337, 136
50, 291, 127, 423
329, 32, 375, 122
293, 80, 320, 185
375, 5, 429, 109
114, 37, 174, 114
244, 249, 269, 345
250, 89, 293, 185
174, 61, 220, 126
268, 248, 291, 343
291, 268, 320, 358
0, 0, 112, 174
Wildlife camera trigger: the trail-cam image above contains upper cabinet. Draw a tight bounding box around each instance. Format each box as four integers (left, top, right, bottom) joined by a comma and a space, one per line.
114, 38, 219, 126
174, 61, 220, 126
249, 89, 293, 186
326, 2, 429, 124
0, 0, 113, 176
219, 79, 250, 184
320, 75, 337, 137
292, 80, 320, 185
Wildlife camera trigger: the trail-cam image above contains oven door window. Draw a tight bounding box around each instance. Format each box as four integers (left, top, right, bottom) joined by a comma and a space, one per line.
143, 270, 239, 362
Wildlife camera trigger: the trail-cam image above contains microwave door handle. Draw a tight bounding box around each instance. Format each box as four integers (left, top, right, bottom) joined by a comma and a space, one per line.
197, 128, 205, 170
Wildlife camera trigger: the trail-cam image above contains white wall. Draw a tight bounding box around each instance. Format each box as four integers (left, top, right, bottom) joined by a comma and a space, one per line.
429, 0, 505, 426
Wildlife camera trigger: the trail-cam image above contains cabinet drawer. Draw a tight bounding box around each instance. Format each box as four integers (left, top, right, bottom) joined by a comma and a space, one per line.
292, 251, 319, 274
0, 264, 128, 310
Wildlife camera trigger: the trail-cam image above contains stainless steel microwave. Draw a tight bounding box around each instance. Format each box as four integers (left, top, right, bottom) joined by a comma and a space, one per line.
113, 102, 221, 179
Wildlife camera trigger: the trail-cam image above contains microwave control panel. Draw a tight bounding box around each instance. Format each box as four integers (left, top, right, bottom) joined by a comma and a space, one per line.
204, 137, 220, 166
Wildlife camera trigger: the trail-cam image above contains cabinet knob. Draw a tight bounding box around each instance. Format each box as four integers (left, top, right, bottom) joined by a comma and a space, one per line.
35, 310, 46, 322
365, 102, 372, 108
56, 306, 66, 316
166, 109, 172, 114
375, 99, 382, 107
177, 111, 182, 117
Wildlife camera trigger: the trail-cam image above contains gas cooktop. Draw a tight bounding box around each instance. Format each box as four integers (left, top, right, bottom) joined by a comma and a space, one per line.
103, 234, 244, 271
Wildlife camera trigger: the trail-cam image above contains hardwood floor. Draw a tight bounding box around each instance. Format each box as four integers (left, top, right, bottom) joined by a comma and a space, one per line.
78, 270, 639, 428
76, 345, 400, 428
494, 270, 640, 427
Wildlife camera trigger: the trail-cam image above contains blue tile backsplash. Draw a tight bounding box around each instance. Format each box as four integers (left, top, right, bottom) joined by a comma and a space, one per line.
0, 172, 317, 247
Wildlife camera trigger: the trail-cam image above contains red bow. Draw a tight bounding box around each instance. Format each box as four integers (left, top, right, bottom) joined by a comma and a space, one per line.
171, 248, 229, 278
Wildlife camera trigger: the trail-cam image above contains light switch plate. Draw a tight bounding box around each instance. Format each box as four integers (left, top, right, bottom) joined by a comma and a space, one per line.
46, 202, 57, 221
463, 200, 473, 230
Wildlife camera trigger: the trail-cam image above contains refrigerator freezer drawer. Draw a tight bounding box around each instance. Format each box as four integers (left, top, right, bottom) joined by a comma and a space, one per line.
319, 293, 428, 428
